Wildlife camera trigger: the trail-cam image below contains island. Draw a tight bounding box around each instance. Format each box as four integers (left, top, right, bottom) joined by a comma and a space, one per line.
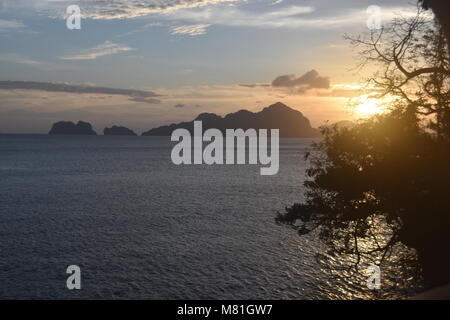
48, 121, 97, 135
104, 125, 137, 136
142, 102, 321, 138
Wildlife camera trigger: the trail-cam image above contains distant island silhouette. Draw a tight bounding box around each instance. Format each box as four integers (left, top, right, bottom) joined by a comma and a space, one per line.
142, 102, 321, 138
47, 103, 327, 137
104, 125, 137, 136
49, 121, 97, 135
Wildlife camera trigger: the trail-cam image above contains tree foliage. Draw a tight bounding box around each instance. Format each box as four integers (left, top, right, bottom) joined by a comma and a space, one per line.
277, 7, 450, 288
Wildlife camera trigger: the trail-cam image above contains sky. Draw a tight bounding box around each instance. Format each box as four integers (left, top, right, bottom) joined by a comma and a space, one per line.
0, 0, 420, 134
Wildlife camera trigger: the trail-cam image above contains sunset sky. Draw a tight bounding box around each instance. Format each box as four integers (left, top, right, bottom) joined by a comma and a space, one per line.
0, 0, 418, 133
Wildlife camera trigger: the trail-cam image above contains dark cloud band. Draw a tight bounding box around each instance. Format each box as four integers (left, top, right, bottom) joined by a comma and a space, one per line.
240, 69, 331, 95
272, 70, 330, 89
0, 81, 161, 103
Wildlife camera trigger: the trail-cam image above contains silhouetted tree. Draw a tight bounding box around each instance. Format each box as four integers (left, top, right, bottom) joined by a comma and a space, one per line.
420, 0, 450, 54
346, 6, 450, 140
277, 6, 450, 290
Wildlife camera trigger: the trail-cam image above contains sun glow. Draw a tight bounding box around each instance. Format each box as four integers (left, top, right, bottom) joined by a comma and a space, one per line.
355, 98, 386, 117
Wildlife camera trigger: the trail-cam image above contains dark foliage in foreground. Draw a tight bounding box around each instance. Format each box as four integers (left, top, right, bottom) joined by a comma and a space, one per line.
277, 109, 450, 286
277, 5, 450, 288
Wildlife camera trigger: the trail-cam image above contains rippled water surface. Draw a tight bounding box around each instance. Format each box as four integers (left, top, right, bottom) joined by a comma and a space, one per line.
0, 135, 414, 299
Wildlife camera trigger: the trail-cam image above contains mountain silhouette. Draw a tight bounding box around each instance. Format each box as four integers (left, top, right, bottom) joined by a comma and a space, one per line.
104, 125, 137, 136
142, 102, 321, 137
49, 121, 97, 135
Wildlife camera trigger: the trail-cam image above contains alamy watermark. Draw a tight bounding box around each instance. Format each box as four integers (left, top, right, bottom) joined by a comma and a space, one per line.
366, 264, 381, 290
66, 265, 81, 290
170, 121, 279, 176
367, 5, 382, 30
66, 5, 81, 30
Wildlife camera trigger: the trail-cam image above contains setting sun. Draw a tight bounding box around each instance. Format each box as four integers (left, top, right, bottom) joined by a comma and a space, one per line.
355, 99, 386, 117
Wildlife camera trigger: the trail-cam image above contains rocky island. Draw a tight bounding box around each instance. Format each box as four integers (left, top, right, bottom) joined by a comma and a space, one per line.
142, 102, 321, 138
104, 125, 137, 136
49, 121, 97, 135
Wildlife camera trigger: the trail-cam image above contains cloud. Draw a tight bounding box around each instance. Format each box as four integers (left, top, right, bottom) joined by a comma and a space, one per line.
164, 5, 315, 29
3, 0, 240, 20
272, 70, 330, 89
241, 70, 331, 95
0, 53, 76, 71
60, 41, 134, 60
0, 53, 48, 66
129, 97, 161, 104
161, 4, 420, 30
86, 0, 240, 19
0, 19, 25, 32
239, 84, 271, 88
239, 71, 364, 97
170, 24, 211, 36
0, 81, 161, 103
1, 1, 419, 33
116, 22, 164, 37
271, 0, 284, 5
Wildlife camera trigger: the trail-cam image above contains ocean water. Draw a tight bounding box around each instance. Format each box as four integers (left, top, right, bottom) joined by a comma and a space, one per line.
0, 135, 412, 299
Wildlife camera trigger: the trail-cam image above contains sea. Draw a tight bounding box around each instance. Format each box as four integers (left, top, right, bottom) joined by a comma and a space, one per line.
0, 134, 418, 299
